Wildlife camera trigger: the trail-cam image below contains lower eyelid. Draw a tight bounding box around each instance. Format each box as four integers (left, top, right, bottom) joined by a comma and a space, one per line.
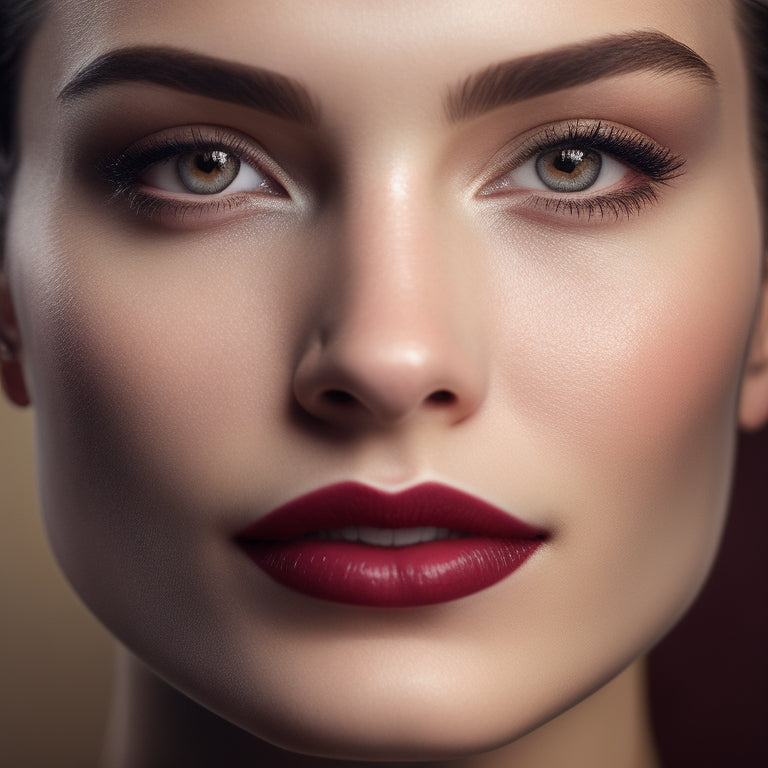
116, 189, 293, 231
532, 187, 660, 221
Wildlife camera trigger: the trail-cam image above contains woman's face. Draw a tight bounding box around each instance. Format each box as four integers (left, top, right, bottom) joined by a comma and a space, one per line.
4, 0, 766, 760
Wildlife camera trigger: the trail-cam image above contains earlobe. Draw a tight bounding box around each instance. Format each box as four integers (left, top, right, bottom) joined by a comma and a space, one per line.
739, 263, 768, 431
0, 272, 31, 407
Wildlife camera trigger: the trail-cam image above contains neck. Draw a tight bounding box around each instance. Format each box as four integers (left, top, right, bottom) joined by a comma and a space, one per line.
102, 648, 660, 768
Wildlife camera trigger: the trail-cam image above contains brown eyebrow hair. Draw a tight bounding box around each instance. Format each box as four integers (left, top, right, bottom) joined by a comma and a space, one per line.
445, 30, 717, 123
58, 47, 321, 127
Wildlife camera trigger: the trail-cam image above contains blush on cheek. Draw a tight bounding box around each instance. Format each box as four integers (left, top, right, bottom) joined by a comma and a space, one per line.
565, 259, 755, 541
611, 291, 749, 454
486, 202, 763, 652
510, 211, 760, 482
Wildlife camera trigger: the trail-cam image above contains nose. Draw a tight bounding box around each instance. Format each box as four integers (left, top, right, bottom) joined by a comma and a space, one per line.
292, 169, 488, 429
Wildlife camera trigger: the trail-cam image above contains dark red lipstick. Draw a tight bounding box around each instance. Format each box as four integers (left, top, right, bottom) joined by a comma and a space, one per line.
235, 482, 547, 607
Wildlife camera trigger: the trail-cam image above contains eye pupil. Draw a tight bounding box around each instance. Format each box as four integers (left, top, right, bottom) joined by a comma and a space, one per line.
553, 149, 584, 174
536, 147, 601, 192
195, 150, 226, 176
178, 150, 241, 194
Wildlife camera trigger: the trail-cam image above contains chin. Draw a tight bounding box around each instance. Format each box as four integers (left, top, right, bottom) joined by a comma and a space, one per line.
230, 693, 534, 763
138, 609, 647, 765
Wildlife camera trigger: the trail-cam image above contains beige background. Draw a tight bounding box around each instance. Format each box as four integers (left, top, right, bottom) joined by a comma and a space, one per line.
0, 399, 113, 768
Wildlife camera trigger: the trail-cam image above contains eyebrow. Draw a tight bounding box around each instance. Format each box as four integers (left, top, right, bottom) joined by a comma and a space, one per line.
58, 47, 320, 127
445, 31, 717, 123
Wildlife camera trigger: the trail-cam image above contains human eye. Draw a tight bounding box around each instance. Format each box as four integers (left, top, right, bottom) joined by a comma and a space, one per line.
478, 120, 684, 222
100, 126, 291, 227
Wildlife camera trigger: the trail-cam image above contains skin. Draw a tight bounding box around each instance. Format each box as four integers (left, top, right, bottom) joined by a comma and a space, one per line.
2, 0, 768, 766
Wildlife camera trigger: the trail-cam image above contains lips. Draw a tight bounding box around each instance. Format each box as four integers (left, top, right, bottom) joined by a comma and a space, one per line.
235, 482, 547, 607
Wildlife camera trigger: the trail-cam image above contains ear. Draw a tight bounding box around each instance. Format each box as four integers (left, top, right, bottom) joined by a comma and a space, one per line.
739, 264, 768, 431
0, 270, 30, 407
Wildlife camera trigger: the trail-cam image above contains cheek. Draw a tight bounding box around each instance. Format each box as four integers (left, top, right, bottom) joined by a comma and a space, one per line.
19, 217, 315, 511
486, 186, 760, 477
480, 192, 762, 651
544, 249, 752, 480
7, 192, 321, 624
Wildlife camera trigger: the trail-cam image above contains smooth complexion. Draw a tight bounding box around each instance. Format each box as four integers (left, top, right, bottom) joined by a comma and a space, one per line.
3, 1, 768, 766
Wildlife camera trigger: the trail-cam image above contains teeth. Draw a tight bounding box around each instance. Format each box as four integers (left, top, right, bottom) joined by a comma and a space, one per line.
358, 526, 395, 546
341, 525, 358, 542
311, 526, 462, 547
393, 527, 430, 546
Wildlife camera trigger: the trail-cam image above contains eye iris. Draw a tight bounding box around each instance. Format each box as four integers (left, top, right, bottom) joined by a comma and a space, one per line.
535, 147, 601, 192
177, 150, 240, 194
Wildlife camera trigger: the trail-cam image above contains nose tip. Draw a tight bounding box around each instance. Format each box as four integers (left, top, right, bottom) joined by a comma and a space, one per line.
293, 332, 485, 427
291, 160, 487, 432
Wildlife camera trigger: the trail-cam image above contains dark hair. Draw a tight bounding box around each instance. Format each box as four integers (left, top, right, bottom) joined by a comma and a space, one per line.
0, 0, 767, 239
0, 0, 47, 253
738, 0, 768, 216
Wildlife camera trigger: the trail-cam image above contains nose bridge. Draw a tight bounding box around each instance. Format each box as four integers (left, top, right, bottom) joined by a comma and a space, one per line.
293, 151, 487, 426
339, 162, 446, 343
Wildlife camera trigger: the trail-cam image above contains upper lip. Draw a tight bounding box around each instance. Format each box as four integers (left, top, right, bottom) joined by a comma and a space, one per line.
235, 482, 547, 541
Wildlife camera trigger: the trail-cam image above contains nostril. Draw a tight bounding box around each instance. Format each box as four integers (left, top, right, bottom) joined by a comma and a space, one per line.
321, 388, 457, 410
427, 390, 456, 405
323, 389, 356, 406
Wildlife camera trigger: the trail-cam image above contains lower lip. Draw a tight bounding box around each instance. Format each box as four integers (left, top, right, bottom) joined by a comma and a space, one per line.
239, 537, 542, 607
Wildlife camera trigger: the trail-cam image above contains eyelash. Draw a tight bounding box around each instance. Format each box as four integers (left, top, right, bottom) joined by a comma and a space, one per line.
100, 127, 288, 225
101, 120, 683, 226
479, 120, 684, 222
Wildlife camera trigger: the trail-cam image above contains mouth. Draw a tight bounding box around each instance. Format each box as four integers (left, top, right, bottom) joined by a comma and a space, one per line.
235, 482, 547, 607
